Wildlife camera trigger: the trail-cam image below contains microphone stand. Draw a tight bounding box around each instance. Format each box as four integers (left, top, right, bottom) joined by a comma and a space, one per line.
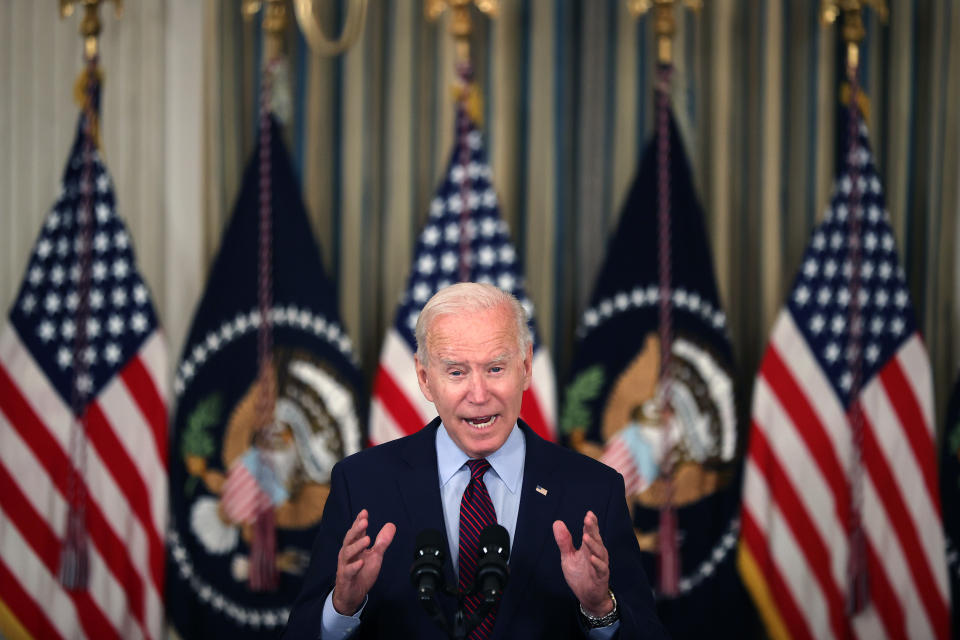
417, 583, 498, 640
416, 587, 455, 638
413, 524, 509, 639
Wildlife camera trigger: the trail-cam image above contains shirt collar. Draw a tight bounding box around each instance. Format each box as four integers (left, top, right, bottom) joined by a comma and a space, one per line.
436, 422, 525, 495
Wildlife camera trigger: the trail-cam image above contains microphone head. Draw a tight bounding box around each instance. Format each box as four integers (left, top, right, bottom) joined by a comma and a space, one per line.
478, 524, 510, 562
411, 529, 446, 598
414, 529, 445, 558
476, 524, 510, 602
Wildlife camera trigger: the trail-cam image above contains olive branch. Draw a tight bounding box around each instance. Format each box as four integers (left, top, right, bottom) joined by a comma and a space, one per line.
559, 365, 605, 435
181, 393, 221, 496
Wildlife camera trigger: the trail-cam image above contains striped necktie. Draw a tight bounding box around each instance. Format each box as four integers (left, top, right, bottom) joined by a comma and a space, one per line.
459, 458, 498, 639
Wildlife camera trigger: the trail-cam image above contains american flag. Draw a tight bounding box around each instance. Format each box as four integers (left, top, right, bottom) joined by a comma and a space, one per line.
0, 115, 167, 640
739, 116, 949, 639
221, 450, 285, 525
369, 106, 556, 445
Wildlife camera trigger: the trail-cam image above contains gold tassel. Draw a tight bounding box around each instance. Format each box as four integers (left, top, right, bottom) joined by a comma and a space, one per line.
73, 67, 104, 150
450, 81, 484, 127
840, 82, 871, 124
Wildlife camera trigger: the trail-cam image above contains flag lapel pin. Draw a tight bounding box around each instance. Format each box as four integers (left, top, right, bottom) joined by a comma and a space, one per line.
535, 485, 548, 496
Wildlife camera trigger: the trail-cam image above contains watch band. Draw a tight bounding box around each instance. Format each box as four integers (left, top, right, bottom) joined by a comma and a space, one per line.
579, 589, 619, 628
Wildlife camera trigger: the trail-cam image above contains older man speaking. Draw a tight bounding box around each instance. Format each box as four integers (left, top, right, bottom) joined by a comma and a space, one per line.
284, 283, 666, 639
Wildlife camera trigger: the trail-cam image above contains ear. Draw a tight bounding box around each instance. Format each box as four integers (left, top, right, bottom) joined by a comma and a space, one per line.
415, 354, 435, 403
521, 343, 533, 391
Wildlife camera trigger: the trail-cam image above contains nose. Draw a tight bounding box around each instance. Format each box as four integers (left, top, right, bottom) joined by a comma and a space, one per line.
466, 374, 490, 404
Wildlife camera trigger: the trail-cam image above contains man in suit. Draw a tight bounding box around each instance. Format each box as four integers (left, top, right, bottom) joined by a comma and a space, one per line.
284, 283, 667, 639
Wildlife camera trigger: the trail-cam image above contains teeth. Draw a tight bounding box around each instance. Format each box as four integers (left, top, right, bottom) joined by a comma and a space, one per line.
467, 416, 496, 428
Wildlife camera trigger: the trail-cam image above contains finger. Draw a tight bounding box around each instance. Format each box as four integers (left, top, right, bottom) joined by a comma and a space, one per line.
583, 511, 601, 538
588, 553, 609, 577
340, 535, 371, 564
343, 510, 369, 545
342, 522, 367, 548
553, 520, 574, 555
581, 531, 608, 563
582, 511, 607, 557
338, 557, 364, 580
371, 522, 397, 555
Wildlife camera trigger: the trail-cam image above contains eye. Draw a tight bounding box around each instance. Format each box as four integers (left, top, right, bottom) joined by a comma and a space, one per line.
489, 366, 503, 374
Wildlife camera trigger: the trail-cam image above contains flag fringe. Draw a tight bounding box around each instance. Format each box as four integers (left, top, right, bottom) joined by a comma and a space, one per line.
58, 508, 89, 591
249, 507, 278, 591
0, 595, 32, 640
737, 542, 792, 640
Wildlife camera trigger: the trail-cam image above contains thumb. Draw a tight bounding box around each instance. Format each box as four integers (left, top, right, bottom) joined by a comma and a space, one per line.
553, 520, 574, 556
372, 522, 396, 555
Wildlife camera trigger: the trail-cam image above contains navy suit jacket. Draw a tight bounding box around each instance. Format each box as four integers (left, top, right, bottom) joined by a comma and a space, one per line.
284, 419, 668, 639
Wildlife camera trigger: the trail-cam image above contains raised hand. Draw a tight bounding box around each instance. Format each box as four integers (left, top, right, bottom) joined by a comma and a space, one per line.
332, 509, 396, 616
552, 511, 614, 617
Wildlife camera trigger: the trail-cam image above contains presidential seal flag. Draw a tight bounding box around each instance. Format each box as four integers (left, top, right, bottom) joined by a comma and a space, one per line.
369, 102, 556, 445
561, 109, 752, 638
0, 70, 168, 640
166, 114, 364, 638
943, 372, 960, 637
739, 108, 950, 639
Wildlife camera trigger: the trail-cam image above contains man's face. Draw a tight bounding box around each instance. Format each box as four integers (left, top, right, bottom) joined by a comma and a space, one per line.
415, 302, 532, 459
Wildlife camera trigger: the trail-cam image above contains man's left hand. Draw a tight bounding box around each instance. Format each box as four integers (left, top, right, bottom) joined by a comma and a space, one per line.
552, 511, 614, 617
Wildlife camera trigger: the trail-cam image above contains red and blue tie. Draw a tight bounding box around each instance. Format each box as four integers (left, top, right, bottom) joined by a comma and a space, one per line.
458, 458, 498, 639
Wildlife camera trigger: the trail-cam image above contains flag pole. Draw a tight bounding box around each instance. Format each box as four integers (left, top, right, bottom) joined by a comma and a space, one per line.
426, 0, 498, 282
242, 0, 290, 66
627, 0, 701, 600
821, 0, 889, 617
426, 0, 499, 71
59, 0, 123, 63
60, 0, 121, 148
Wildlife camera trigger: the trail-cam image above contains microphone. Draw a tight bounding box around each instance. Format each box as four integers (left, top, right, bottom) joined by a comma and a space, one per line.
475, 524, 510, 603
411, 529, 446, 602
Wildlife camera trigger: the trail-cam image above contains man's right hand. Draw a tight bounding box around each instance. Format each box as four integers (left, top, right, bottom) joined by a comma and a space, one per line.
331, 509, 396, 616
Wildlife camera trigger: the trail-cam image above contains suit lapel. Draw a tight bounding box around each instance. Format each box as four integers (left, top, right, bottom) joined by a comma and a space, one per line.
494, 421, 563, 636
397, 417, 457, 589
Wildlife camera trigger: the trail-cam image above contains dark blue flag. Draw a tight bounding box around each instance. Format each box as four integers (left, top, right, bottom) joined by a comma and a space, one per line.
942, 372, 960, 638
561, 111, 753, 638
166, 116, 364, 638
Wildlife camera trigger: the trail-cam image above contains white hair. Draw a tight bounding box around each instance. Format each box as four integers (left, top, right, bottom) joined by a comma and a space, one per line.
415, 282, 532, 362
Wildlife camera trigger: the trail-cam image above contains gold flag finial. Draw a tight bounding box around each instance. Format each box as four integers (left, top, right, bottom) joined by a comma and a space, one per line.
60, 0, 123, 60
242, 0, 291, 62
425, 0, 499, 66
821, 0, 889, 71
626, 0, 702, 65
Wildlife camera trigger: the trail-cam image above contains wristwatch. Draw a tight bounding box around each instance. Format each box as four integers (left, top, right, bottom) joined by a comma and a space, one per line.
579, 589, 619, 628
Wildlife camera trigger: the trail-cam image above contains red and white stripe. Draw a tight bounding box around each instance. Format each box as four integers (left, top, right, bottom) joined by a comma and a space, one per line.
369, 327, 557, 445
600, 433, 644, 496
0, 327, 167, 640
221, 462, 273, 525
740, 312, 949, 640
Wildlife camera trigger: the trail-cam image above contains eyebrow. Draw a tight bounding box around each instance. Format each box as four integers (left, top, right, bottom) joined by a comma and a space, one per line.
438, 353, 511, 368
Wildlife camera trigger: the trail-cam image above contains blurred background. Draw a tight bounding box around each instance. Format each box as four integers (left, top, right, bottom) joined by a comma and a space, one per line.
2, 0, 957, 422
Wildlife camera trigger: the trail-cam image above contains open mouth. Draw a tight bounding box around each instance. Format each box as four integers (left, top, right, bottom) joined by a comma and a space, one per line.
465, 415, 497, 429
